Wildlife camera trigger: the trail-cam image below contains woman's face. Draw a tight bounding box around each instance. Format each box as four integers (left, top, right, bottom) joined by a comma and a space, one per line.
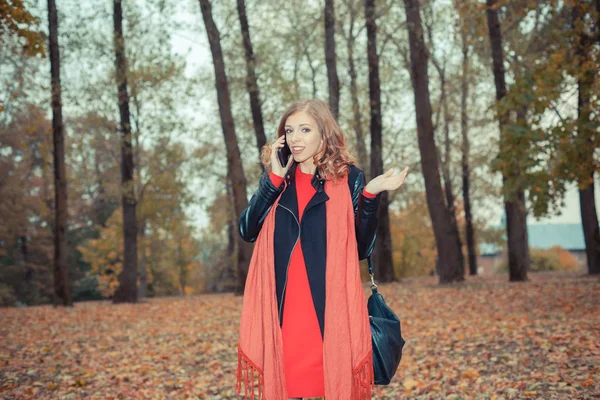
284, 111, 323, 167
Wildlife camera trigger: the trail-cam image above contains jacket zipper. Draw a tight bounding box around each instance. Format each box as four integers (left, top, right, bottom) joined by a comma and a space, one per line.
277, 203, 300, 324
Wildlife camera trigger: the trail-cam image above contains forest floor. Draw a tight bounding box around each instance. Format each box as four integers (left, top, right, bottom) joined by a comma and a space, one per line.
1, 271, 598, 399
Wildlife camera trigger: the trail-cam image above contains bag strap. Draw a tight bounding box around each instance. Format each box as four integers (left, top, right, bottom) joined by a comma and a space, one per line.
367, 256, 377, 289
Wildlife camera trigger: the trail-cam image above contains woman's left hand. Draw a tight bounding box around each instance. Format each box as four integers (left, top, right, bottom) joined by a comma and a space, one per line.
364, 167, 409, 195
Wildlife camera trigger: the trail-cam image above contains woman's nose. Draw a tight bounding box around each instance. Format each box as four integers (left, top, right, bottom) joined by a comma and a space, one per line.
287, 133, 300, 144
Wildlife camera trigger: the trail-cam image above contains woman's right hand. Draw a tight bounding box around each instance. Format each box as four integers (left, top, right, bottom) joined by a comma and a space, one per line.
270, 135, 294, 178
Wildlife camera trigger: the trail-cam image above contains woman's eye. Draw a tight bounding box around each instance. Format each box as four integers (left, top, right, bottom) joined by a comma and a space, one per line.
284, 128, 309, 134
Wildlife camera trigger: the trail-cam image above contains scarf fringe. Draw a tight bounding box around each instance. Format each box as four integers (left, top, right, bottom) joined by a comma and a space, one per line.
352, 349, 375, 400
235, 345, 264, 400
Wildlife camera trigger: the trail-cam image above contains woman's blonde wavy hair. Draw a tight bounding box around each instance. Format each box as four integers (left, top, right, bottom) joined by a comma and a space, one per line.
260, 99, 356, 184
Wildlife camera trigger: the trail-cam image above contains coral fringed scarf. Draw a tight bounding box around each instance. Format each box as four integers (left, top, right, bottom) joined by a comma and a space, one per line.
235, 173, 374, 400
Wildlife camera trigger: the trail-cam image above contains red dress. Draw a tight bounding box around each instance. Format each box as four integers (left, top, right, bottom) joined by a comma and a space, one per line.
268, 168, 377, 398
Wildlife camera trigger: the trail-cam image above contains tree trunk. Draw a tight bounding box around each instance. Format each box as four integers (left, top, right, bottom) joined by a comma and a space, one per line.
48, 0, 71, 306
439, 78, 453, 213
236, 0, 267, 173
228, 178, 240, 290
433, 59, 465, 278
305, 47, 318, 99
324, 0, 340, 119
178, 237, 187, 296
402, 0, 464, 283
579, 179, 599, 274
460, 31, 477, 276
504, 191, 530, 281
137, 222, 147, 298
199, 0, 253, 294
485, 0, 528, 282
113, 0, 139, 303
131, 90, 146, 300
365, 0, 395, 282
573, 3, 600, 275
20, 236, 34, 304
441, 77, 465, 278
346, 2, 369, 175
597, 0, 600, 44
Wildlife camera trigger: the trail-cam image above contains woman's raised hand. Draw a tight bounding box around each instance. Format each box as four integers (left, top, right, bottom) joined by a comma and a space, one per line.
364, 167, 409, 195
270, 135, 294, 178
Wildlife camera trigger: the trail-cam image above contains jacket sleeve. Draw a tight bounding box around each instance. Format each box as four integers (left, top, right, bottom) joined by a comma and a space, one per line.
238, 171, 285, 243
351, 170, 381, 260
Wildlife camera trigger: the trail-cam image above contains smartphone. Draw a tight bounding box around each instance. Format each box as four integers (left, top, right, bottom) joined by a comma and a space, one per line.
277, 137, 292, 168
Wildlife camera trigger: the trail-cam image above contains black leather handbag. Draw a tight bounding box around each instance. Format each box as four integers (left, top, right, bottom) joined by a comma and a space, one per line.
367, 255, 405, 385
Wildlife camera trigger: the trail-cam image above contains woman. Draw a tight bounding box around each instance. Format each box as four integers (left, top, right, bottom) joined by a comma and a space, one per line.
235, 99, 408, 400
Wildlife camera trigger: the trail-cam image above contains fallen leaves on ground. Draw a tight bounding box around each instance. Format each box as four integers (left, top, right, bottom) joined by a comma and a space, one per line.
0, 271, 598, 399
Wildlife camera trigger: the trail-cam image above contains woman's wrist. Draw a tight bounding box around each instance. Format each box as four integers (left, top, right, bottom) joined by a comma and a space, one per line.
363, 182, 379, 196
363, 187, 378, 198
269, 170, 285, 187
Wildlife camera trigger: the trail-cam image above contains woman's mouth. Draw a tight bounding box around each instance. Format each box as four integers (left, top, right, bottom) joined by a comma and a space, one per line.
291, 147, 304, 154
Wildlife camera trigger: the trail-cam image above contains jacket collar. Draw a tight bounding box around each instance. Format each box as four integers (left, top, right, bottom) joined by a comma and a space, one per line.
279, 159, 329, 221
284, 160, 325, 193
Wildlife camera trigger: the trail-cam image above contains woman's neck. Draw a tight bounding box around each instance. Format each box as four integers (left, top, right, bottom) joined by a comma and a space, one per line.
298, 161, 316, 175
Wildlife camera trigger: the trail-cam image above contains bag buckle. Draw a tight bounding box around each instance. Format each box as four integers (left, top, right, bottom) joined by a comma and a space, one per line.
370, 273, 377, 289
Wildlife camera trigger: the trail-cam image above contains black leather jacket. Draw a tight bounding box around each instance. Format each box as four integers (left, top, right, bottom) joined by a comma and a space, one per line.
238, 162, 381, 338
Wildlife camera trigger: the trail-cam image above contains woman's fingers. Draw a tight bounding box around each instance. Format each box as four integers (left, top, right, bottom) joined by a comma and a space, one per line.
379, 167, 409, 190
400, 167, 409, 181
271, 136, 284, 150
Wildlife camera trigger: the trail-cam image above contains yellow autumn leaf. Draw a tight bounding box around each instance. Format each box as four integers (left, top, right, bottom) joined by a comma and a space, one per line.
462, 369, 480, 379
403, 377, 419, 390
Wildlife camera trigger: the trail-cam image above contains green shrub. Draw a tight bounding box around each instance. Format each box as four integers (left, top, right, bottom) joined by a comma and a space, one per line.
72, 275, 104, 301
